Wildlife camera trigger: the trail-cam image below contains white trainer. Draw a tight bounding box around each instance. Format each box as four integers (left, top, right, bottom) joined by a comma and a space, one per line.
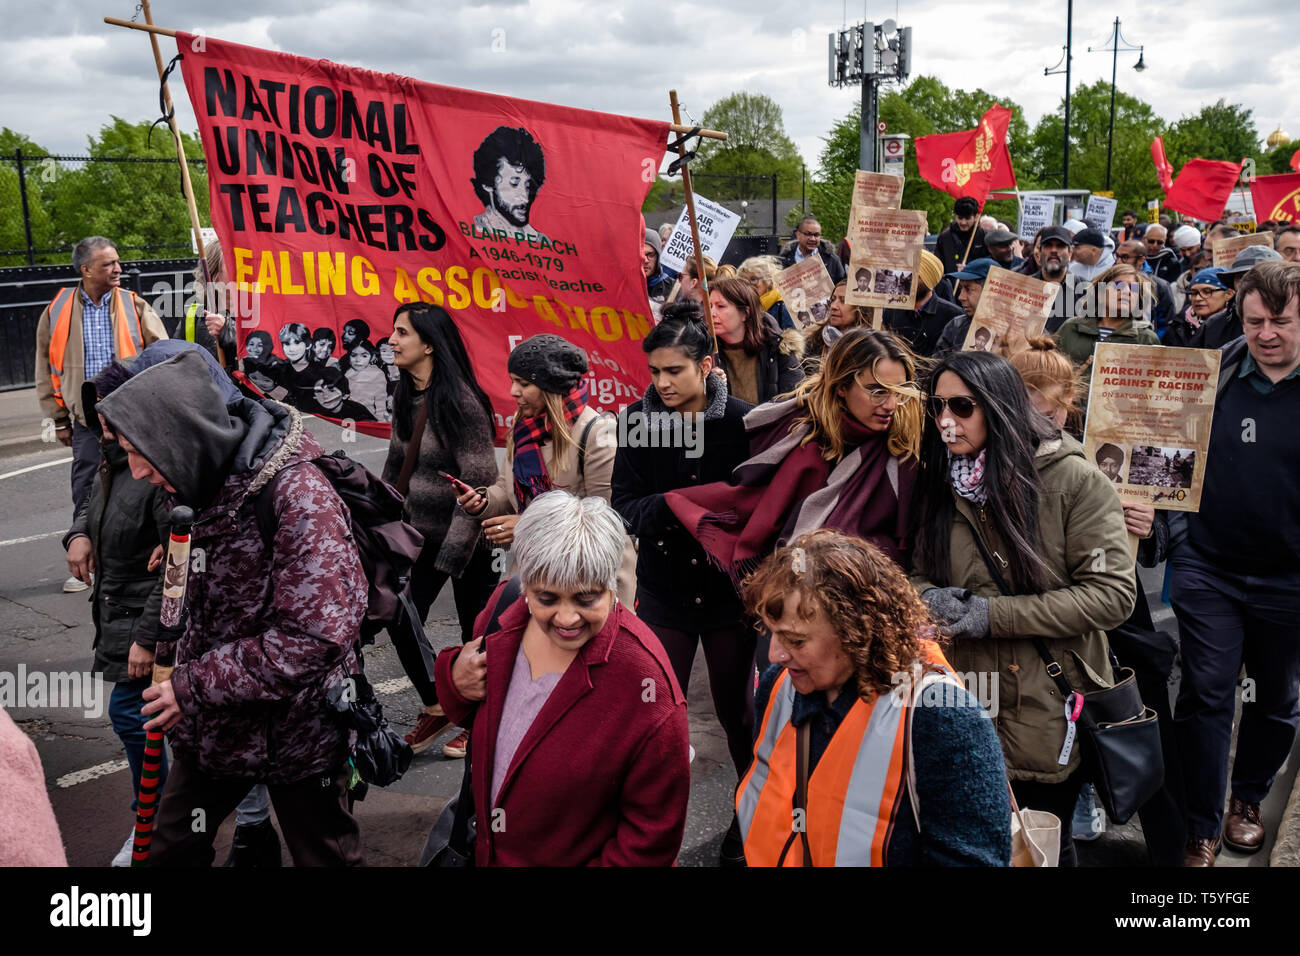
111, 831, 135, 867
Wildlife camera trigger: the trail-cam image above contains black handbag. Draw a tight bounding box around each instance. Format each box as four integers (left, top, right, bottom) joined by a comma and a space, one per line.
967, 530, 1165, 825
418, 577, 523, 867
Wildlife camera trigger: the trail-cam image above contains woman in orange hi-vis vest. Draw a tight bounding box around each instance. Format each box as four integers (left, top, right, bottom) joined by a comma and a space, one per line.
736, 530, 1011, 866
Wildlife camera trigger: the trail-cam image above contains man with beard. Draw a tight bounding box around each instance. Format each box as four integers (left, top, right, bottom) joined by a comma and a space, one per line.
471, 126, 550, 243
1032, 226, 1087, 333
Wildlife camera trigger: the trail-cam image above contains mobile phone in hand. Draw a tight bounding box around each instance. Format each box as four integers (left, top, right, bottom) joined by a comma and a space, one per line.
438, 471, 469, 491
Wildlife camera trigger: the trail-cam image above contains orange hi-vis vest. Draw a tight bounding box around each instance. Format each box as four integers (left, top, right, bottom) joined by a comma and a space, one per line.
46, 286, 144, 409
737, 641, 954, 867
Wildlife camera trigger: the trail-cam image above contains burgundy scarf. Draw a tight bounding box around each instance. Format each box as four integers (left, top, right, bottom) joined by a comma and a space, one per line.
512, 379, 589, 508
665, 399, 915, 583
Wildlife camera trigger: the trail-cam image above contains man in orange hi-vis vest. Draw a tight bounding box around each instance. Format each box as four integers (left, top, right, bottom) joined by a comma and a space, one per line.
35, 236, 167, 592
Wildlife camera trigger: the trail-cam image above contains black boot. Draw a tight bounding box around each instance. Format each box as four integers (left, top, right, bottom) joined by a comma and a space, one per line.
719, 814, 747, 867
222, 819, 282, 868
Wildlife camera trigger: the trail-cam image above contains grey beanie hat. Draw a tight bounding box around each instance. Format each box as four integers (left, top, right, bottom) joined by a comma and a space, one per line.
507, 334, 589, 394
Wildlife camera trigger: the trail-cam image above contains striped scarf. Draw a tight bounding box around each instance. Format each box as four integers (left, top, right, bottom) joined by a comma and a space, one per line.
511, 379, 589, 508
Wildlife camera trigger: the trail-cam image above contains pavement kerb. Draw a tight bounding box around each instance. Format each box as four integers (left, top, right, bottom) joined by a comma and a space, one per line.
1269, 758, 1300, 866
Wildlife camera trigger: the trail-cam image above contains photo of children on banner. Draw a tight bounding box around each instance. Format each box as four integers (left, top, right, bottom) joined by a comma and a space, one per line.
844, 207, 927, 310
1094, 442, 1127, 483
961, 265, 1057, 356
1127, 446, 1195, 489
774, 255, 836, 331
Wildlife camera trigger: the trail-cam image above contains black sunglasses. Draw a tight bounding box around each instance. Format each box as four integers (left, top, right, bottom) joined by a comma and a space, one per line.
928, 395, 980, 419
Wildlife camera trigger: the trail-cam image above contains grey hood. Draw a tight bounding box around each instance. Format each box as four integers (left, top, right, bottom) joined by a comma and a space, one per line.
97, 350, 247, 507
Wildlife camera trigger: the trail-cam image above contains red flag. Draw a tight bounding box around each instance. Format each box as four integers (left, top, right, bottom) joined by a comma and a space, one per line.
176, 33, 667, 440
1162, 158, 1242, 222
1251, 173, 1300, 224
1291, 149, 1300, 174
1151, 137, 1174, 192
914, 105, 1016, 204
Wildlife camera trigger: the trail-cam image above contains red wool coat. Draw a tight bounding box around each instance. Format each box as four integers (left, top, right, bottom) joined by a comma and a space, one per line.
434, 588, 690, 866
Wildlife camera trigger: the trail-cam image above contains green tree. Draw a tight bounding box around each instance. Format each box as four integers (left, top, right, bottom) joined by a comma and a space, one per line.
1165, 100, 1259, 170
0, 129, 55, 265
1027, 80, 1165, 215
693, 92, 803, 200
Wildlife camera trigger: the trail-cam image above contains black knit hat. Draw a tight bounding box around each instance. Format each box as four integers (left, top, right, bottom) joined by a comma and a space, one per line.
507, 334, 589, 393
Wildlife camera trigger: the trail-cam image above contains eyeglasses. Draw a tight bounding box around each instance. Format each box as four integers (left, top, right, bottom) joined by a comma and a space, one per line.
1188, 286, 1227, 299
1108, 281, 1143, 292
927, 395, 980, 419
800, 230, 821, 238
855, 376, 919, 406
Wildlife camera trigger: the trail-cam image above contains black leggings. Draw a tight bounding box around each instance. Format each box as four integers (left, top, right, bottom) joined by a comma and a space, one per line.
389, 540, 500, 706
648, 622, 756, 778
1011, 768, 1089, 867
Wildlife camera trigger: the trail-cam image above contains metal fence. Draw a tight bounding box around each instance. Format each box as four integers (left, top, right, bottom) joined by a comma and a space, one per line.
0, 151, 209, 267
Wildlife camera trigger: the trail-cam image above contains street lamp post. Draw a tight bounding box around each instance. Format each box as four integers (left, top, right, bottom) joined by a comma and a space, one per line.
1089, 18, 1145, 192
1044, 0, 1074, 189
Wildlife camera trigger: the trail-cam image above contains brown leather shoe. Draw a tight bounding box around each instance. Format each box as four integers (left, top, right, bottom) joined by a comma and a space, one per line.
1183, 834, 1221, 867
1223, 796, 1265, 854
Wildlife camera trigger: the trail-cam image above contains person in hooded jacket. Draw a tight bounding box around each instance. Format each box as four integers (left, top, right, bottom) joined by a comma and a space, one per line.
1054, 265, 1161, 365
908, 351, 1136, 867
610, 302, 755, 865
643, 229, 672, 308
933, 197, 989, 274
98, 348, 367, 867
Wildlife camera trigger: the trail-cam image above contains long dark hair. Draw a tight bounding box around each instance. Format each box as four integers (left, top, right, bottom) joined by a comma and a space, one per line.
911, 351, 1058, 595
643, 300, 711, 362
391, 302, 494, 446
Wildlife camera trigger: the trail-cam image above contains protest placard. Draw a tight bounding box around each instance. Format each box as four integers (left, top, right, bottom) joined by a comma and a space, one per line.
660, 194, 742, 273
844, 208, 927, 310
849, 169, 904, 218
1083, 344, 1221, 511
774, 256, 836, 330
1211, 232, 1273, 268
961, 265, 1057, 355
1018, 193, 1054, 240
1085, 195, 1119, 235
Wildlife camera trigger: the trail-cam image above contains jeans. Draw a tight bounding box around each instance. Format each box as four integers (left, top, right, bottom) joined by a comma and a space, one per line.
1170, 549, 1300, 839
108, 678, 169, 812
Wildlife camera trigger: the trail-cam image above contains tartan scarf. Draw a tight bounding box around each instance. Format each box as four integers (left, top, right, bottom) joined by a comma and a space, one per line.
512, 379, 589, 508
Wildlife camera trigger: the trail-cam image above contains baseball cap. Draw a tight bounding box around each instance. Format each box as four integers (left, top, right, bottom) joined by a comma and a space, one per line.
948, 257, 997, 281
1073, 228, 1107, 248
1189, 268, 1230, 291
1038, 225, 1074, 245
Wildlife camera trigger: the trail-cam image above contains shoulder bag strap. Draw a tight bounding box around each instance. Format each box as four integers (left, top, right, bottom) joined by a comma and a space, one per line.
394, 396, 429, 497
968, 515, 1076, 699
576, 411, 609, 481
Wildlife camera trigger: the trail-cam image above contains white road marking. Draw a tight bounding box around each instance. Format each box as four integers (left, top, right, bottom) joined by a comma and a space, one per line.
0, 530, 65, 548
56, 758, 129, 788
0, 456, 72, 481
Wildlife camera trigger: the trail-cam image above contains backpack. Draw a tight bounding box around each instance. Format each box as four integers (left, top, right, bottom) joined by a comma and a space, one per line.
253, 450, 425, 642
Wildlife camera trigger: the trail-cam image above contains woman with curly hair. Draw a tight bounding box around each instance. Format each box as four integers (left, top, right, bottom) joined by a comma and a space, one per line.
737, 530, 1012, 866
737, 255, 796, 330
909, 350, 1135, 866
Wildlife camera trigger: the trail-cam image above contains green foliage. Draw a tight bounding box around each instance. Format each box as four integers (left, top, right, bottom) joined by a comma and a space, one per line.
694, 92, 803, 199
1261, 145, 1298, 176
1165, 100, 1258, 170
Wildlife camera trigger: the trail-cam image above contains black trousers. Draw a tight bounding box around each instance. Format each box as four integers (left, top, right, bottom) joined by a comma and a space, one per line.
389, 540, 499, 706
148, 756, 362, 866
649, 621, 755, 778
70, 419, 100, 521
1011, 768, 1088, 867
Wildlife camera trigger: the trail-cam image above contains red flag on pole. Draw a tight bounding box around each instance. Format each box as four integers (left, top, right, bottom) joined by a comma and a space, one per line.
1291, 149, 1300, 174
1251, 172, 1300, 224
1151, 136, 1174, 192
1162, 158, 1242, 222
914, 105, 1016, 205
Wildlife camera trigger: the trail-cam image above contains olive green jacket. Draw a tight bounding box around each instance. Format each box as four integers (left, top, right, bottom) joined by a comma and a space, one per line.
910, 433, 1136, 782
1053, 316, 1160, 367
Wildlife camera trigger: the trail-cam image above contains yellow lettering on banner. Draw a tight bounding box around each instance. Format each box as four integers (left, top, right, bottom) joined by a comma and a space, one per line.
472, 268, 501, 310
622, 309, 651, 342
446, 266, 472, 310
234, 247, 254, 289
256, 251, 280, 294
319, 252, 346, 296
532, 295, 564, 328
303, 253, 317, 295
590, 306, 622, 342
279, 251, 304, 294
392, 266, 419, 303
417, 267, 445, 306
352, 256, 379, 296
505, 284, 528, 309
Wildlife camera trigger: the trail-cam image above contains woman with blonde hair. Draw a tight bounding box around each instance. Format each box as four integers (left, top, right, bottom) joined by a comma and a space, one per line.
737, 530, 1011, 866
1054, 263, 1160, 365
738, 255, 796, 330
666, 327, 923, 589
671, 254, 718, 303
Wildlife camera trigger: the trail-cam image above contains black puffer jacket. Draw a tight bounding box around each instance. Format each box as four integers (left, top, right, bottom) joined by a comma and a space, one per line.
63, 442, 170, 683
611, 374, 752, 630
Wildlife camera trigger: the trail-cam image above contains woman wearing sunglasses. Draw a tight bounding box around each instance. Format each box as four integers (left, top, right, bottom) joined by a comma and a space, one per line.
1054, 264, 1161, 366
666, 326, 921, 591
909, 350, 1136, 866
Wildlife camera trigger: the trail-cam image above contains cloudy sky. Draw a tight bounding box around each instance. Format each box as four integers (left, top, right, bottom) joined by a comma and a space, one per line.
3, 0, 1296, 167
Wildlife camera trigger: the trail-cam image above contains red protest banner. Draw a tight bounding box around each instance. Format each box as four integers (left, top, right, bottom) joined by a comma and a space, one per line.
913, 105, 1016, 204
1251, 172, 1300, 224
1162, 157, 1242, 223
175, 33, 667, 438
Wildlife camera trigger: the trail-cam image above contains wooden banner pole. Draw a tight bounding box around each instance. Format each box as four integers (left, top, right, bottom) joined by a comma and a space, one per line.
669, 90, 719, 353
